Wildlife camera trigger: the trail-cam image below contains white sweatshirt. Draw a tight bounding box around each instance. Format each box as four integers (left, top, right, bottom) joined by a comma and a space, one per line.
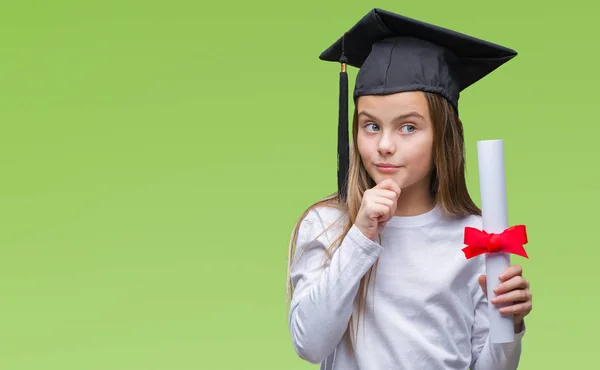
288, 203, 525, 369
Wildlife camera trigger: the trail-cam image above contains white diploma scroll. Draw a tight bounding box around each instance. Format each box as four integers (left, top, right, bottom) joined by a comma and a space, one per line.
476, 139, 515, 344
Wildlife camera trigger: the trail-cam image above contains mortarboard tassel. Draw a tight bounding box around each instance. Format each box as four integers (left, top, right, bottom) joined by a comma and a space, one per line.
337, 36, 349, 203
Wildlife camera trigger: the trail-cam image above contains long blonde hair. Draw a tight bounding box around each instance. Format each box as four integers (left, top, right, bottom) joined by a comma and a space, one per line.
286, 91, 481, 346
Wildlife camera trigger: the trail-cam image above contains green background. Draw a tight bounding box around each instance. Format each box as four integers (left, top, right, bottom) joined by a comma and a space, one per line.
0, 0, 595, 369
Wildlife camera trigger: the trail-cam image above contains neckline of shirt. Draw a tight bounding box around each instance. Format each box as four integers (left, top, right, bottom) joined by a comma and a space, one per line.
385, 203, 443, 228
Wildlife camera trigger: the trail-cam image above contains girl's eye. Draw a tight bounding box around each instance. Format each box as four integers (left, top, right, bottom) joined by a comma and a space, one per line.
364, 122, 380, 132
400, 125, 416, 134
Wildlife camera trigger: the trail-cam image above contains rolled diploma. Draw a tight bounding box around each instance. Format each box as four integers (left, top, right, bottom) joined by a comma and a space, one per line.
477, 139, 515, 343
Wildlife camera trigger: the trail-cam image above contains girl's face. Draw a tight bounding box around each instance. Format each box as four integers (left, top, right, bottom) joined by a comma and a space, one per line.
356, 91, 434, 190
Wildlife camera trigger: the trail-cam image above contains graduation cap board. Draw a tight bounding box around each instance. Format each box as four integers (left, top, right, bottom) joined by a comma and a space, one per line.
319, 8, 517, 201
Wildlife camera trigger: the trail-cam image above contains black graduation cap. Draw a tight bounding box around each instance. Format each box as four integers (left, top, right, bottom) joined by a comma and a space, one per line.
319, 8, 517, 202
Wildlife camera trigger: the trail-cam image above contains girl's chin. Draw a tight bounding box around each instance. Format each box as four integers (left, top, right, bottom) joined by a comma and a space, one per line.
373, 174, 403, 185
370, 172, 413, 189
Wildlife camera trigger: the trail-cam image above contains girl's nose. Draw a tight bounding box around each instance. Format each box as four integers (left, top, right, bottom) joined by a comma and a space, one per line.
377, 134, 396, 156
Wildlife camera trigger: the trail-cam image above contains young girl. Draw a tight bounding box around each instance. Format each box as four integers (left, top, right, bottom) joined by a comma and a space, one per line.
286, 8, 532, 370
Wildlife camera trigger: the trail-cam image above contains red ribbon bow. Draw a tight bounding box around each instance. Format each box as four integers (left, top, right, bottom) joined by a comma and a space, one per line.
462, 225, 529, 259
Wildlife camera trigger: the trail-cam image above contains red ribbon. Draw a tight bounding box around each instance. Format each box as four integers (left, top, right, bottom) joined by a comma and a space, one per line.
462, 225, 529, 259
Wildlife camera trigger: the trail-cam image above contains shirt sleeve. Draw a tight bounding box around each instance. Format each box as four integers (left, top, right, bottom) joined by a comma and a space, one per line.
470, 266, 526, 370
288, 209, 383, 364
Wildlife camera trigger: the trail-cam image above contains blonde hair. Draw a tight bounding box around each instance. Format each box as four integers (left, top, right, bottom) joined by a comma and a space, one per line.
286, 91, 481, 348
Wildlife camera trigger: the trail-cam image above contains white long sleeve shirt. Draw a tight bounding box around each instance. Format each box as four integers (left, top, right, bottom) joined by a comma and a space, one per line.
288, 203, 525, 369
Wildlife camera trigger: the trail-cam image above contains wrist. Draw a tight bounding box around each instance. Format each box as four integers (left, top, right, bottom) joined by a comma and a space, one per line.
355, 224, 376, 240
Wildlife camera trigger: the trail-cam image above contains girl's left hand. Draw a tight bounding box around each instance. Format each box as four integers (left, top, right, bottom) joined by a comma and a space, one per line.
478, 264, 532, 332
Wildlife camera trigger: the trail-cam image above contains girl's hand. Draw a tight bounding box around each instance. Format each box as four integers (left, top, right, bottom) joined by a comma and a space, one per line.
478, 264, 532, 333
354, 179, 401, 240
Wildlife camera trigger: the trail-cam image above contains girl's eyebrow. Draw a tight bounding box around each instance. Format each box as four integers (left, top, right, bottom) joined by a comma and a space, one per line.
358, 110, 425, 122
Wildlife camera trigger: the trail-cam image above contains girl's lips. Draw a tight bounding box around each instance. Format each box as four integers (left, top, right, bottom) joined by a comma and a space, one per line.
376, 165, 400, 173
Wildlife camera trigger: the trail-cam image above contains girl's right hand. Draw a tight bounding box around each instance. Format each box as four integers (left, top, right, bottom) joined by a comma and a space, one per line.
354, 178, 401, 240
